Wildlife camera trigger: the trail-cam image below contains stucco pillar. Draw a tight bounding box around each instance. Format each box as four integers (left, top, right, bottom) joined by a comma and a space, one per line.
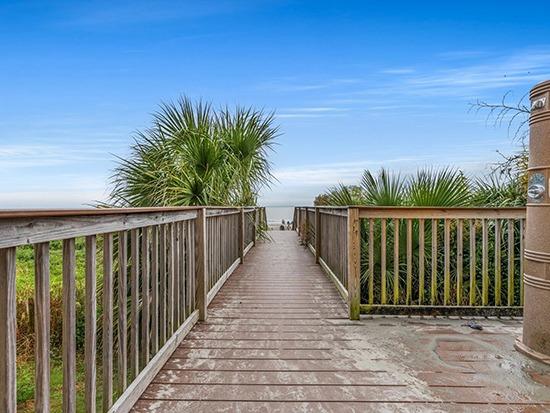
515, 80, 550, 364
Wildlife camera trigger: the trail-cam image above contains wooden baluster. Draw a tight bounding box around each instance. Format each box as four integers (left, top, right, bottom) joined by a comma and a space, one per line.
418, 219, 425, 305
159, 225, 167, 344
315, 208, 321, 263
141, 227, 150, 366
443, 219, 450, 306
347, 208, 360, 320
102, 234, 114, 412
406, 219, 412, 305
85, 236, 97, 413
456, 219, 463, 305
151, 226, 159, 353
174, 223, 180, 327
180, 221, 187, 322
196, 209, 208, 320
34, 242, 50, 413
0, 247, 16, 413
393, 218, 400, 304
495, 220, 502, 306
368, 218, 374, 305
507, 219, 515, 306
469, 220, 476, 306
482, 219, 489, 306
168, 224, 175, 334
63, 238, 76, 413
239, 209, 245, 264
118, 231, 128, 391
381, 219, 387, 305
130, 229, 139, 378
431, 219, 438, 305
191, 220, 197, 312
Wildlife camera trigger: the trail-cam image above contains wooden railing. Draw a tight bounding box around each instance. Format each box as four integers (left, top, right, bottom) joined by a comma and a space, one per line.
0, 206, 262, 413
295, 206, 526, 319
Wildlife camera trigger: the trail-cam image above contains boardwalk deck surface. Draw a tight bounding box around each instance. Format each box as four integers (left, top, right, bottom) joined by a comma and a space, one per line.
133, 231, 550, 412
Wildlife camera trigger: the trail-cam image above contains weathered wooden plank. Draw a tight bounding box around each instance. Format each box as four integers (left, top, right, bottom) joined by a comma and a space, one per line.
34, 242, 50, 413
159, 225, 167, 345
0, 210, 198, 249
368, 219, 374, 305
347, 208, 360, 320
469, 220, 476, 306
130, 229, 140, 378
102, 233, 114, 412
443, 219, 450, 305
418, 219, 425, 304
482, 219, 489, 306
85, 235, 97, 413
167, 224, 175, 334
381, 219, 387, 305
196, 209, 208, 321
456, 219, 463, 305
431, 219, 438, 305
174, 223, 180, 327
0, 247, 16, 413
141, 227, 150, 366
118, 231, 128, 391
406, 219, 412, 305
494, 220, 502, 306
63, 238, 76, 413
315, 208, 321, 263
151, 226, 159, 354
358, 206, 525, 220
239, 209, 245, 264
179, 222, 187, 322
393, 218, 400, 304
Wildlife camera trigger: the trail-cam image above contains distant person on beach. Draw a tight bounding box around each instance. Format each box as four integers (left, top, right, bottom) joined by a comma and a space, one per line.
280, 219, 286, 230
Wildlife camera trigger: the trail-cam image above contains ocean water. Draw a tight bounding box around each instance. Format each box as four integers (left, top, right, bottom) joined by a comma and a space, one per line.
265, 206, 295, 225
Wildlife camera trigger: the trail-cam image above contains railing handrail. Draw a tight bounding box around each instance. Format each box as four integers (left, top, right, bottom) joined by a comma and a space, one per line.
0, 205, 259, 219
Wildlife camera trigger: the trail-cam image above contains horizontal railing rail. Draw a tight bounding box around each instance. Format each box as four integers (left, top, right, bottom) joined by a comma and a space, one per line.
0, 206, 263, 413
295, 206, 526, 319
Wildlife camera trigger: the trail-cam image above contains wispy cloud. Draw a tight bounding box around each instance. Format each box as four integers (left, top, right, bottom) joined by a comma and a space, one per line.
276, 106, 349, 119
59, 0, 263, 27
437, 50, 489, 60
0, 143, 112, 168
380, 68, 415, 75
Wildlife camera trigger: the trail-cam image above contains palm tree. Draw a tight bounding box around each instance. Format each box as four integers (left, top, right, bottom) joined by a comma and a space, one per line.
109, 97, 279, 207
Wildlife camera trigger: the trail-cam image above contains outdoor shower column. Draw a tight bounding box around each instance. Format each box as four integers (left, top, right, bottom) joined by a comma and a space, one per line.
516, 80, 550, 363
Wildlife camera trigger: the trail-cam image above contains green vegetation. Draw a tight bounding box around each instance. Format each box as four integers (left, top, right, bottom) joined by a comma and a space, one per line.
16, 239, 96, 409
108, 98, 279, 207
314, 167, 525, 306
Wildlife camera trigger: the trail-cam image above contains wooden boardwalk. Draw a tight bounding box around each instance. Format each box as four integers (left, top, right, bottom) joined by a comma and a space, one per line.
133, 231, 550, 412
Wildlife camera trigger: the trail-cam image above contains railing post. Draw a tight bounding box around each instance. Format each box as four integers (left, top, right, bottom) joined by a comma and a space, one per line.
347, 207, 361, 320
315, 207, 321, 263
304, 208, 310, 245
252, 209, 257, 246
196, 208, 208, 321
0, 247, 16, 413
239, 208, 245, 263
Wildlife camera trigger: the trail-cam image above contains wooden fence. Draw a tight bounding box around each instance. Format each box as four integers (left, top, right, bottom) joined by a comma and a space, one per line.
295, 206, 526, 319
0, 206, 262, 413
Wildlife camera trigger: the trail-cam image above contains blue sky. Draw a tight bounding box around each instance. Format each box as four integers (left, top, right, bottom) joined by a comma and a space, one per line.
1, 1, 550, 207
